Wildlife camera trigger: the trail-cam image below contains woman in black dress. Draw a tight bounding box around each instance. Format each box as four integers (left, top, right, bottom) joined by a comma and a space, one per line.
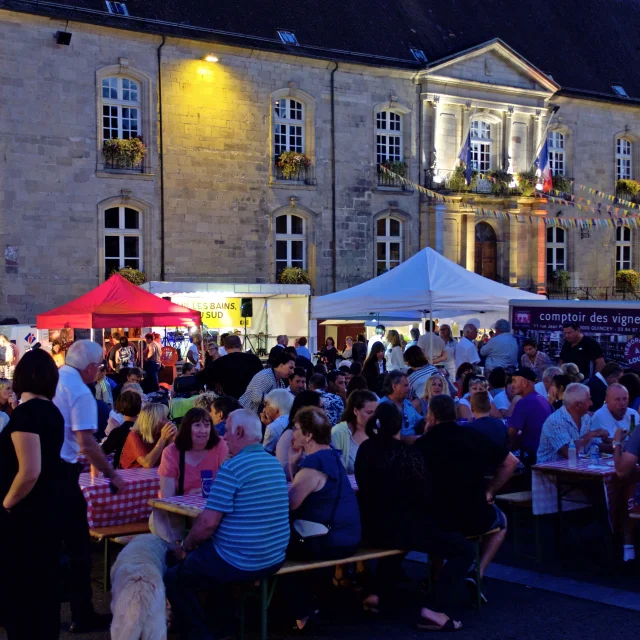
0, 349, 65, 639
320, 337, 339, 369
354, 403, 472, 631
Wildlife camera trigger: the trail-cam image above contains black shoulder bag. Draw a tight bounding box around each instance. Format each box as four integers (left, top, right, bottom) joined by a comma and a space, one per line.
177, 449, 186, 496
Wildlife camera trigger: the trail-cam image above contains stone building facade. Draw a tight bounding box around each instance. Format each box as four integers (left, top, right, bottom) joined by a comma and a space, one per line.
1, 4, 640, 322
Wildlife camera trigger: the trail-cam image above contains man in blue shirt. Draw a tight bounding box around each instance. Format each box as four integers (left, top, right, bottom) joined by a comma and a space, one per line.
165, 409, 290, 639
480, 319, 518, 374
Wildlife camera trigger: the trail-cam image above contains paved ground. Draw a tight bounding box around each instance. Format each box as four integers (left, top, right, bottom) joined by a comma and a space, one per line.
2, 510, 639, 639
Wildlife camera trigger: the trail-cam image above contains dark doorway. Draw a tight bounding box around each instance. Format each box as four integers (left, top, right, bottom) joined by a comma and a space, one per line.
475, 221, 497, 280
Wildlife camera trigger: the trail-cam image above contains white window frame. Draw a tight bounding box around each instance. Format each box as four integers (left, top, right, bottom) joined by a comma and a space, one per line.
275, 213, 306, 277
375, 216, 403, 275
103, 205, 143, 276
273, 97, 305, 159
471, 120, 492, 172
616, 226, 633, 271
617, 138, 633, 181
548, 131, 565, 176
101, 76, 141, 141
376, 110, 403, 166
546, 226, 566, 279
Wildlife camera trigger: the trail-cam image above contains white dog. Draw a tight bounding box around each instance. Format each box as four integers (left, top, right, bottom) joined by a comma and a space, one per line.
110, 534, 171, 640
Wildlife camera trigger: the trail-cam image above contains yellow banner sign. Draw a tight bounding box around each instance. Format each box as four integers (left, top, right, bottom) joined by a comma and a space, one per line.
175, 297, 251, 328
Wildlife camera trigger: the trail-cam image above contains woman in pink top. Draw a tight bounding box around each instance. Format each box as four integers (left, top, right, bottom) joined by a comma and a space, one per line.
158, 407, 229, 498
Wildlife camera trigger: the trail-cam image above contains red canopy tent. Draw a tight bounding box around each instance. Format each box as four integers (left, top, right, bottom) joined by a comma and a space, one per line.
36, 274, 202, 329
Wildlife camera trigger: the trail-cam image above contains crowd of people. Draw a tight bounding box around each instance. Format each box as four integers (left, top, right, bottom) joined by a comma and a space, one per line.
1, 318, 640, 638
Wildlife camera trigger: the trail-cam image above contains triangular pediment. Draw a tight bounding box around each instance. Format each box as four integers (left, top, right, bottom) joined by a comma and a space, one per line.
423, 40, 559, 94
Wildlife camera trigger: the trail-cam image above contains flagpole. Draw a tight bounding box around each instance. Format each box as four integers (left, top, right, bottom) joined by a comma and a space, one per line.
531, 105, 560, 170
454, 107, 478, 166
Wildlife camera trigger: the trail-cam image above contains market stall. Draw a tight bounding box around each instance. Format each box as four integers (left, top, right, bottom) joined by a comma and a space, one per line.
510, 299, 640, 368
141, 281, 311, 356
36, 274, 202, 370
311, 248, 545, 358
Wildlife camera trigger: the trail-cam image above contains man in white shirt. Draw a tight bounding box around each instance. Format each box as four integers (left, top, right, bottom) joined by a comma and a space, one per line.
591, 383, 639, 439
55, 340, 125, 633
534, 366, 563, 399
417, 320, 446, 365
454, 323, 481, 371
367, 324, 386, 355
187, 333, 202, 371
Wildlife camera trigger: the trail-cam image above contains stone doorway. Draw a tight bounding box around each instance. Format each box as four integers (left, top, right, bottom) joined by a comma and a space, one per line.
475, 221, 497, 280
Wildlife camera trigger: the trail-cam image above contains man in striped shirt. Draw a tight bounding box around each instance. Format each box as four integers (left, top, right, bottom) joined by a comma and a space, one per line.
165, 409, 290, 639
239, 351, 296, 413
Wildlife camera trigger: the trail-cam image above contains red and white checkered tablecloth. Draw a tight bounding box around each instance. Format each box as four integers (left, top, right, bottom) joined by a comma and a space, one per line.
80, 467, 160, 528
532, 457, 636, 531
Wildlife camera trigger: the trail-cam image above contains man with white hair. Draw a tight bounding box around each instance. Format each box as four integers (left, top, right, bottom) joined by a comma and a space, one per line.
55, 339, 125, 632
480, 319, 518, 373
591, 383, 640, 440
454, 323, 480, 370
535, 366, 563, 399
262, 388, 294, 453
537, 383, 610, 463
166, 409, 290, 639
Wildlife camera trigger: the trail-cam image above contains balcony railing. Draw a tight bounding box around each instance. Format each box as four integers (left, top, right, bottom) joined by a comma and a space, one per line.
526, 285, 640, 301
615, 188, 640, 205
273, 164, 316, 185
377, 167, 413, 192
423, 169, 524, 196
102, 157, 146, 173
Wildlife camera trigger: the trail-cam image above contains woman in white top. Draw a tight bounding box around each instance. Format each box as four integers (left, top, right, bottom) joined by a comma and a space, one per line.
385, 330, 405, 372
457, 374, 502, 420
438, 324, 457, 380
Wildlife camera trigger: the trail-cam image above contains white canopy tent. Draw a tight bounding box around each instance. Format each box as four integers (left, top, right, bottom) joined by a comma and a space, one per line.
311, 248, 545, 318
311, 248, 545, 359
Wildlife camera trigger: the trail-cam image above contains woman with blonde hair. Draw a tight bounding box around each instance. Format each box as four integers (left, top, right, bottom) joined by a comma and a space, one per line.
120, 403, 177, 469
416, 374, 447, 415
0, 378, 17, 417
385, 330, 405, 372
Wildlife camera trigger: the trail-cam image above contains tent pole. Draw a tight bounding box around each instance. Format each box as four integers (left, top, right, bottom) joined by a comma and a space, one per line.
200, 325, 205, 370
429, 311, 433, 365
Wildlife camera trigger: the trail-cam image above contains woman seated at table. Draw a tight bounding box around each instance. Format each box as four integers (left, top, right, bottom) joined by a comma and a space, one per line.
548, 374, 571, 410
457, 374, 502, 421
354, 403, 468, 631
417, 374, 447, 415
331, 390, 378, 473
158, 407, 228, 498
101, 390, 143, 468
0, 378, 17, 417
276, 390, 324, 480
172, 362, 199, 398
454, 362, 475, 399
287, 406, 361, 631
119, 403, 177, 469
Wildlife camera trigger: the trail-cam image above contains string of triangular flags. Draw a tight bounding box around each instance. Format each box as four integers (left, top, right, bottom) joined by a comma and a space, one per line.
378, 166, 640, 229
578, 184, 639, 210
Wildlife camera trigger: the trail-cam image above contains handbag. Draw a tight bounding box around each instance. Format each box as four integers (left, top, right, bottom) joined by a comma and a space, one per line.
177, 449, 186, 496
292, 449, 343, 542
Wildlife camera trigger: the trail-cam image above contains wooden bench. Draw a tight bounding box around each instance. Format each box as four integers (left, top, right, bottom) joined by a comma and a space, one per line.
495, 491, 541, 563
464, 528, 501, 609
90, 522, 150, 591
239, 548, 405, 640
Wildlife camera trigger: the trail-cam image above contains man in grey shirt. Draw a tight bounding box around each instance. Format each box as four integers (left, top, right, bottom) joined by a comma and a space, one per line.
480, 319, 518, 374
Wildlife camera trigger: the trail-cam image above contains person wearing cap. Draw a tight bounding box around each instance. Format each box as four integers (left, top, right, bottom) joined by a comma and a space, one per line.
507, 368, 554, 466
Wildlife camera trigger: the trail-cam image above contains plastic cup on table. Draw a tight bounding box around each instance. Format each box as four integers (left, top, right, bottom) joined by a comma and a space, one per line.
201, 470, 213, 499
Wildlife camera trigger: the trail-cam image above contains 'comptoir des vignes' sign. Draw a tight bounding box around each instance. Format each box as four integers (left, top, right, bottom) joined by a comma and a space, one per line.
511, 305, 640, 334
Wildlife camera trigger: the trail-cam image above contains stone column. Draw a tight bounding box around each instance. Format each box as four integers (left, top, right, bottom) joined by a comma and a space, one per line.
508, 215, 519, 285
534, 109, 542, 158
434, 202, 446, 254
425, 98, 438, 178
504, 107, 514, 172
535, 217, 546, 292
465, 213, 476, 271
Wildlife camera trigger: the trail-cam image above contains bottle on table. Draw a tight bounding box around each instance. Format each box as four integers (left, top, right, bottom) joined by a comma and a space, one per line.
589, 441, 601, 465
568, 440, 577, 468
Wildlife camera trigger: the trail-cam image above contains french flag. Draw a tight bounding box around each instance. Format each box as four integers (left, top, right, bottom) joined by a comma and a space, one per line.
537, 139, 553, 193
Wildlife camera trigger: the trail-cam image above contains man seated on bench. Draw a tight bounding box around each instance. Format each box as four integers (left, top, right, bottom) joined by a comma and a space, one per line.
165, 409, 290, 640
415, 395, 519, 604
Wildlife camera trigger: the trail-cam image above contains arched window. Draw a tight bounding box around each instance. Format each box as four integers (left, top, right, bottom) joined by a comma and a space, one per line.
102, 76, 140, 141
104, 206, 143, 276
548, 131, 565, 176
275, 213, 306, 278
616, 226, 633, 271
471, 120, 492, 172
375, 217, 403, 275
274, 97, 304, 163
546, 227, 566, 279
617, 138, 633, 181
376, 110, 403, 166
